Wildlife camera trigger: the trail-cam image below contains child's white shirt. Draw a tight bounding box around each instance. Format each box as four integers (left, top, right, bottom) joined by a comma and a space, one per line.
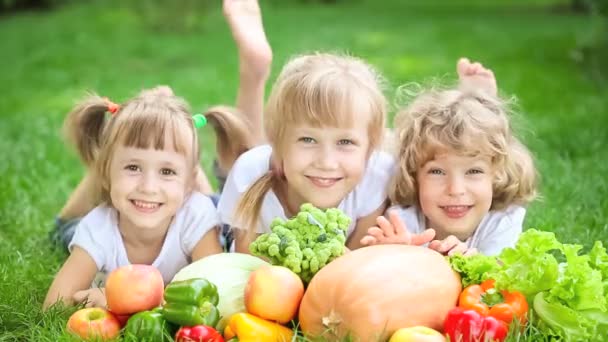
218, 145, 394, 237
393, 205, 525, 256
68, 192, 219, 286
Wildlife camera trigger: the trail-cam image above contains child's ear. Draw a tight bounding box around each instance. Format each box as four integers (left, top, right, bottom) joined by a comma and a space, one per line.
190, 168, 201, 193
270, 154, 285, 179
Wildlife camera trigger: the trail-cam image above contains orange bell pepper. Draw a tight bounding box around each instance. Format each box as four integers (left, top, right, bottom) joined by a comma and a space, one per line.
458, 279, 528, 326
223, 313, 294, 342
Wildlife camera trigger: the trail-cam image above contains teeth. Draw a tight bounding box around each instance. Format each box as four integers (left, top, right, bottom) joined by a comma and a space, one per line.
310, 177, 339, 186
133, 200, 159, 209
443, 206, 469, 213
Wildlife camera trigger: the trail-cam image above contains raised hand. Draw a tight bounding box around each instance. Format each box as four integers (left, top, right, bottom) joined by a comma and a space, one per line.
360, 209, 436, 246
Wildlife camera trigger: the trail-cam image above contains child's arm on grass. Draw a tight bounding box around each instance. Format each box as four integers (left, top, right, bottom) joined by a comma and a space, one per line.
191, 227, 224, 261
43, 246, 98, 310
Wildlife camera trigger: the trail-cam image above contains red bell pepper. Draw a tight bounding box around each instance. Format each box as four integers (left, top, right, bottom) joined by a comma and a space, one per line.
458, 279, 528, 326
175, 325, 224, 342
444, 307, 508, 342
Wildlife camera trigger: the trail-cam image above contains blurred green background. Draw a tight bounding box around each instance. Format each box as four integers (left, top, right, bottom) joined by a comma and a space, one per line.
0, 0, 606, 339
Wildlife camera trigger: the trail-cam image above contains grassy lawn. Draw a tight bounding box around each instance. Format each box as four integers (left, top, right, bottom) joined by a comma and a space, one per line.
1, 0, 606, 340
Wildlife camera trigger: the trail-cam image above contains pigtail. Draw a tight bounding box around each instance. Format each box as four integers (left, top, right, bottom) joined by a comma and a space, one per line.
62, 94, 110, 166
235, 172, 277, 237
204, 106, 255, 173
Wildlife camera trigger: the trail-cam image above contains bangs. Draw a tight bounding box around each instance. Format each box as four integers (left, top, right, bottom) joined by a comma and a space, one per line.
113, 112, 194, 158
279, 72, 375, 129
417, 125, 504, 166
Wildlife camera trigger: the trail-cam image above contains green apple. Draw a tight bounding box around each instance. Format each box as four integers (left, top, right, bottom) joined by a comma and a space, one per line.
389, 326, 446, 342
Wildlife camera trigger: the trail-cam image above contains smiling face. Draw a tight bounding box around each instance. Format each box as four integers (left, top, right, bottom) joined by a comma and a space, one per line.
108, 136, 192, 234
281, 121, 370, 212
416, 150, 494, 240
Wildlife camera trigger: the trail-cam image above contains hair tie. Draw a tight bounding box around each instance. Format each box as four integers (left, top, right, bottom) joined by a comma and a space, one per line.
192, 114, 207, 128
103, 97, 120, 115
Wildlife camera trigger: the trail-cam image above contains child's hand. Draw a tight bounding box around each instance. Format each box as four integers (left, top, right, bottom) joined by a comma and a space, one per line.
428, 235, 477, 256
73, 288, 107, 308
360, 209, 436, 246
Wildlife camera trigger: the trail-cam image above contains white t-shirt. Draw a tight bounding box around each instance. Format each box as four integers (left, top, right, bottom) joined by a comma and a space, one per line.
218, 145, 394, 237
69, 192, 219, 285
393, 205, 526, 256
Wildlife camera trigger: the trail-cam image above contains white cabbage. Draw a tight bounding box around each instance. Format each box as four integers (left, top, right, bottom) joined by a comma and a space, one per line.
172, 253, 269, 330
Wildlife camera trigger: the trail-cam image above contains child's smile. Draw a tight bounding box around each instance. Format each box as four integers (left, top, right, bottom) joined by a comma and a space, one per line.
130, 199, 162, 213
417, 151, 494, 240
306, 176, 343, 188
109, 141, 191, 235
282, 123, 370, 211
440, 205, 473, 219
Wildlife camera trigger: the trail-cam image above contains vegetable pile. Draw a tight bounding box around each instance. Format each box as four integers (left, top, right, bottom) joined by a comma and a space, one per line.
448, 228, 608, 341
249, 203, 351, 283
63, 206, 608, 342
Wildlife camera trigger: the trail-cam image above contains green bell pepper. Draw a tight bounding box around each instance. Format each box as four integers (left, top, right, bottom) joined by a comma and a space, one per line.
162, 278, 220, 327
123, 308, 172, 341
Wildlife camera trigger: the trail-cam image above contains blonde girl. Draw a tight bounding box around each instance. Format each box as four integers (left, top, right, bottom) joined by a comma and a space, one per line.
361, 58, 538, 256
51, 0, 272, 250
43, 86, 246, 309
218, 52, 394, 253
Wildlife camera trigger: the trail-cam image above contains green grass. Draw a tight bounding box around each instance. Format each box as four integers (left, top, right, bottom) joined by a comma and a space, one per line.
0, 0, 606, 340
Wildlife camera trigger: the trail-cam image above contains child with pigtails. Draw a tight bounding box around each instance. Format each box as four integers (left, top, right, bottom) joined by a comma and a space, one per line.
43, 85, 253, 309
50, 0, 272, 251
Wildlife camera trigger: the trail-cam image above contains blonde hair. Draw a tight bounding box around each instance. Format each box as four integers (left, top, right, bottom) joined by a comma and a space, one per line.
236, 52, 388, 233
63, 86, 251, 205
390, 88, 537, 211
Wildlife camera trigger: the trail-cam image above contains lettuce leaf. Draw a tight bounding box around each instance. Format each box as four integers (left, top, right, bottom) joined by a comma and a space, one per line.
447, 253, 500, 287
533, 292, 596, 341
489, 229, 560, 300
546, 243, 605, 312
448, 229, 608, 341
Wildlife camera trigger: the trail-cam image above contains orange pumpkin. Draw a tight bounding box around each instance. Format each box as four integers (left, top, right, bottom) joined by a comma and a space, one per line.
298, 245, 462, 341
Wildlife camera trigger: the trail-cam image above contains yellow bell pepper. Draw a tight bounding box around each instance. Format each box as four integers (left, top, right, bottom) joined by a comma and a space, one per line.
223, 313, 294, 341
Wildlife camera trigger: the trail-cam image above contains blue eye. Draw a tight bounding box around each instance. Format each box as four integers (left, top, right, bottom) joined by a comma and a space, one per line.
428, 168, 444, 175
125, 164, 140, 172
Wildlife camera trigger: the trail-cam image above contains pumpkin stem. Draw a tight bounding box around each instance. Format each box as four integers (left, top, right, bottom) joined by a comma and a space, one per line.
322, 310, 342, 330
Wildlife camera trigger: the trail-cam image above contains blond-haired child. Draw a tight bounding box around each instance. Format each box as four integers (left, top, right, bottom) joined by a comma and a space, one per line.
361, 59, 537, 256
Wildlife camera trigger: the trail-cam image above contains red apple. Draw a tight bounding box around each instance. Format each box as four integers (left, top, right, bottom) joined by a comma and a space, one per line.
105, 264, 164, 315
244, 265, 304, 323
108, 310, 131, 328
66, 307, 121, 340
389, 326, 446, 342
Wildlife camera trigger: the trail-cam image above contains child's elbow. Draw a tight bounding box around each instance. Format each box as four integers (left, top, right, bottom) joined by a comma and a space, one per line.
43, 291, 72, 311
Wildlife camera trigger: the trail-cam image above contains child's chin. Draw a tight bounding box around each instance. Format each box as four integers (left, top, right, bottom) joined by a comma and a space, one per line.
310, 198, 341, 210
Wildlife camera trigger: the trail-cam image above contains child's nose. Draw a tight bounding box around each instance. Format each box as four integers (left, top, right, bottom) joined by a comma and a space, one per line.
316, 147, 339, 170
138, 172, 159, 194
447, 176, 466, 196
